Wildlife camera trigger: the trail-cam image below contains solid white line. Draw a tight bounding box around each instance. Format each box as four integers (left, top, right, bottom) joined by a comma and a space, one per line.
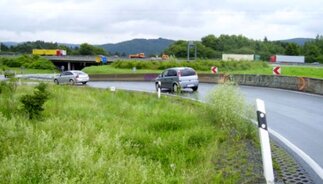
251, 120, 323, 180
269, 127, 323, 180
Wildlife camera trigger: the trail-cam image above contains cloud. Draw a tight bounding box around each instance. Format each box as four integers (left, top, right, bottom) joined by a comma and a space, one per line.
0, 0, 322, 44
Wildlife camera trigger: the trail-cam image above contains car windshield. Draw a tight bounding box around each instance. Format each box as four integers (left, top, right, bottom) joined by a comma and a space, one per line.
180, 69, 196, 76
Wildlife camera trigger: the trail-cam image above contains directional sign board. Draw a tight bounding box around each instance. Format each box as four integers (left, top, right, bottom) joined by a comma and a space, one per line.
273, 66, 281, 75
211, 66, 218, 74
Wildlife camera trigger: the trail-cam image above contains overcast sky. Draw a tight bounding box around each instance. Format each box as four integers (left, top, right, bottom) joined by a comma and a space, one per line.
0, 0, 322, 44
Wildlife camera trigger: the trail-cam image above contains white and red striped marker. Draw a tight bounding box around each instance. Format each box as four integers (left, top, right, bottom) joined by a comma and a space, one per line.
273, 66, 281, 75
211, 66, 218, 74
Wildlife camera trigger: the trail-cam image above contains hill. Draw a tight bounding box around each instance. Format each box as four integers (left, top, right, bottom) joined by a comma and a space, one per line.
2, 42, 19, 47
278, 38, 314, 46
100, 38, 175, 56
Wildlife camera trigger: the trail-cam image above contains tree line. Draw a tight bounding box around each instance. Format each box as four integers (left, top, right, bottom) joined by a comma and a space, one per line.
164, 34, 323, 63
0, 41, 107, 56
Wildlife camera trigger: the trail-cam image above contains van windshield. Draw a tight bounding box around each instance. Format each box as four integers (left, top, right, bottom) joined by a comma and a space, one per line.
181, 68, 196, 76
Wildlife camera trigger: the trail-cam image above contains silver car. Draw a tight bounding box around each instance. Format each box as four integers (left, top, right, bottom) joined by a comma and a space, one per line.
155, 67, 199, 92
54, 70, 89, 85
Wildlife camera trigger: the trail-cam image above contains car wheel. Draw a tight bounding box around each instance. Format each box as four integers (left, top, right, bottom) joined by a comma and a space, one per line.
82, 82, 87, 85
192, 86, 198, 91
54, 79, 59, 85
173, 83, 181, 93
69, 79, 75, 85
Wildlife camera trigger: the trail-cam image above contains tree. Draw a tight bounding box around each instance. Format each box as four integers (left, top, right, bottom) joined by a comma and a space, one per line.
285, 43, 300, 55
78, 43, 107, 55
201, 34, 217, 50
303, 43, 320, 63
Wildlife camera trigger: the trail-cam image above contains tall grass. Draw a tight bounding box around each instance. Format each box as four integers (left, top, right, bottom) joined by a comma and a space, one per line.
111, 60, 268, 72
0, 85, 262, 183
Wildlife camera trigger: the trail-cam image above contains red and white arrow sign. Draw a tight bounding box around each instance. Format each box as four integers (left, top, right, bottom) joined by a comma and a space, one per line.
211, 66, 218, 74
273, 66, 281, 75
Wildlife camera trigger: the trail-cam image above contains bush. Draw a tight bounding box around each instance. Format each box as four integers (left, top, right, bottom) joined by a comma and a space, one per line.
1, 55, 55, 70
206, 83, 255, 142
20, 82, 50, 119
2, 57, 22, 67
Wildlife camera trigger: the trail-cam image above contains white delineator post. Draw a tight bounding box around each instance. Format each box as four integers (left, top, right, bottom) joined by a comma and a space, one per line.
256, 99, 275, 184
157, 81, 161, 99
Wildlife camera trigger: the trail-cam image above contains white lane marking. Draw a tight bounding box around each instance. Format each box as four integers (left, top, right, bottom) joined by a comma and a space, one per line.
251, 120, 323, 180
269, 127, 323, 180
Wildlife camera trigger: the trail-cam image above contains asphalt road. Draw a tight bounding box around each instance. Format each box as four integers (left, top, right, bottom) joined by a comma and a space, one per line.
87, 81, 323, 181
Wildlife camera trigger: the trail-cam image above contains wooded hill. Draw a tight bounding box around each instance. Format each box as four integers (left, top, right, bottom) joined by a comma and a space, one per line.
164, 35, 323, 63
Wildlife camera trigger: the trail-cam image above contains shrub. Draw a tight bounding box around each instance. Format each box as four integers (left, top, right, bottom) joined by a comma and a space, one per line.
206, 83, 255, 142
20, 82, 50, 119
1, 55, 55, 70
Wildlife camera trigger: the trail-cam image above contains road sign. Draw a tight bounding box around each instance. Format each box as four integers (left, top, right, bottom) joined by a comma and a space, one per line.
273, 66, 281, 75
211, 66, 218, 74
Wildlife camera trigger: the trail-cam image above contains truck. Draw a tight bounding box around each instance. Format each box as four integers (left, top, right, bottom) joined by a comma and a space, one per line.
161, 54, 169, 60
222, 54, 255, 61
270, 55, 305, 63
32, 49, 67, 56
128, 53, 145, 59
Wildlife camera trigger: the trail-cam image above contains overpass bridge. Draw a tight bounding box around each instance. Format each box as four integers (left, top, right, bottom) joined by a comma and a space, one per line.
44, 56, 120, 70
0, 55, 121, 70
1, 55, 161, 70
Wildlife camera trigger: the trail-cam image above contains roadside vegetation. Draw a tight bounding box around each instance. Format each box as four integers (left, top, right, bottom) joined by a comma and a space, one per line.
83, 60, 323, 79
0, 83, 264, 183
0, 55, 56, 71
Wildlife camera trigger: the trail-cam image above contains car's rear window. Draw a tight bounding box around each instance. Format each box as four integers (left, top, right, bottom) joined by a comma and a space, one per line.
74, 71, 86, 75
180, 68, 196, 76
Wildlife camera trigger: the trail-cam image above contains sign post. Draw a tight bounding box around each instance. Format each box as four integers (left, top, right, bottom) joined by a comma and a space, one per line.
157, 81, 161, 99
256, 99, 275, 184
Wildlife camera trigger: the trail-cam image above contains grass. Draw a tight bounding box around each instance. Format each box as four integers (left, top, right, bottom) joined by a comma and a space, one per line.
229, 65, 323, 79
83, 65, 162, 74
83, 60, 323, 79
1, 67, 58, 74
0, 83, 263, 183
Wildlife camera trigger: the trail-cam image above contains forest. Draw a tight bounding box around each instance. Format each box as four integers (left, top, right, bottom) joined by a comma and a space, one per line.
164, 34, 323, 63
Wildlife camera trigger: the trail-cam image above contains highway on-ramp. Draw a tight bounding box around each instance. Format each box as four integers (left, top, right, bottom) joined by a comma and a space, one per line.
88, 81, 323, 182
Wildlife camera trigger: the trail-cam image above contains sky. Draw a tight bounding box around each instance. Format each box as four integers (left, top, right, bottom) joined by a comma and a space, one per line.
0, 0, 322, 44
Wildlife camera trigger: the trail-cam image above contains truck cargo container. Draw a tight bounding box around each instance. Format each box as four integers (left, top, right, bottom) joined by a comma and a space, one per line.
270, 55, 305, 63
129, 53, 145, 58
32, 49, 67, 56
222, 54, 255, 61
